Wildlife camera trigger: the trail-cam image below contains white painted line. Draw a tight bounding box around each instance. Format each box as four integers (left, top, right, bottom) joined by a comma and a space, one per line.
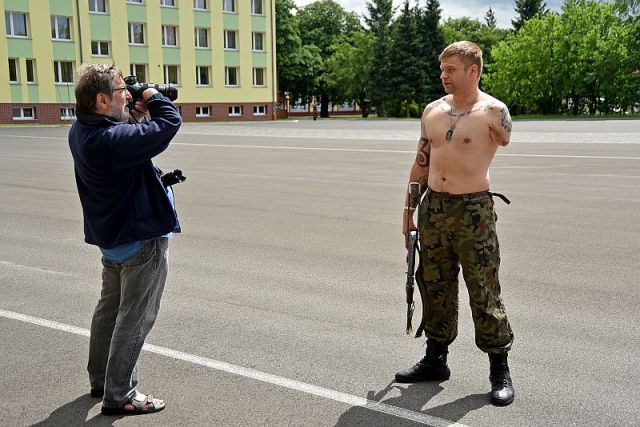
0, 308, 469, 427
173, 143, 640, 160
4, 134, 636, 160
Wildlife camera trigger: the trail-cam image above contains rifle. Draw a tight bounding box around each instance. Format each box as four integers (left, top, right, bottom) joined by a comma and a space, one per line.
404, 181, 421, 335
405, 229, 418, 334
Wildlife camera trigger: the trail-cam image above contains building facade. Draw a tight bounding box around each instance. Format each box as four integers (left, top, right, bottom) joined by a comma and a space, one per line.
1, 0, 277, 124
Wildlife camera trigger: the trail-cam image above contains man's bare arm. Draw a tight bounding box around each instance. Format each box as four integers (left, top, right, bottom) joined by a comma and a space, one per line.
488, 103, 512, 146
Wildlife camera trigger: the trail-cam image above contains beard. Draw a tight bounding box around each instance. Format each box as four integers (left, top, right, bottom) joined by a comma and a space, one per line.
107, 103, 130, 122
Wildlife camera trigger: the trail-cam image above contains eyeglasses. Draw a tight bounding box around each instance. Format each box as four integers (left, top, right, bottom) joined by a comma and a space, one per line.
111, 87, 128, 94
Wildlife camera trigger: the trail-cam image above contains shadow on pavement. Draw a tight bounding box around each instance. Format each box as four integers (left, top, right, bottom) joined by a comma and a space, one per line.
31, 394, 123, 426
335, 381, 489, 426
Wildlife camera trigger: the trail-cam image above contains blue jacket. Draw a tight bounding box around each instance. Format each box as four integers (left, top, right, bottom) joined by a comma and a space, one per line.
68, 93, 182, 248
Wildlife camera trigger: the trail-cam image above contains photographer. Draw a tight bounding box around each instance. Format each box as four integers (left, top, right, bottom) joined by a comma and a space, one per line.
68, 64, 181, 416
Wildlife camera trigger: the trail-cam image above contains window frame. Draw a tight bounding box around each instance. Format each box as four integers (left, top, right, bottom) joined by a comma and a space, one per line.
160, 0, 176, 7
53, 60, 74, 84
195, 106, 211, 117
130, 63, 148, 82
228, 105, 242, 116
161, 25, 178, 47
223, 30, 237, 50
128, 22, 145, 45
252, 32, 264, 52
251, 0, 263, 15
196, 66, 211, 86
88, 0, 108, 13
12, 107, 35, 121
222, 0, 236, 13
60, 107, 76, 120
163, 65, 180, 85
91, 41, 110, 56
5, 11, 29, 38
253, 105, 266, 116
26, 59, 36, 83
252, 67, 266, 87
225, 66, 239, 87
51, 16, 72, 41
194, 27, 209, 48
8, 58, 19, 83
194, 0, 208, 10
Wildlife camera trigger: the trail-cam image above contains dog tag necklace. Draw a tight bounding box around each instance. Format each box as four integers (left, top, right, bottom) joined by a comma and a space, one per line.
445, 98, 479, 141
446, 110, 469, 141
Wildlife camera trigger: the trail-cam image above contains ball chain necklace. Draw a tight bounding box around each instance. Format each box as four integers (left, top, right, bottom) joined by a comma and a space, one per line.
445, 98, 480, 141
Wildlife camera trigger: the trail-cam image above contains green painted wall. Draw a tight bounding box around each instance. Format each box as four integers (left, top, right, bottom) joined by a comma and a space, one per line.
89, 15, 111, 39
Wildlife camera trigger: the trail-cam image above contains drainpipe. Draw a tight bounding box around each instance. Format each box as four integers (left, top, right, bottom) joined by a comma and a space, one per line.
75, 0, 84, 63
270, 0, 277, 120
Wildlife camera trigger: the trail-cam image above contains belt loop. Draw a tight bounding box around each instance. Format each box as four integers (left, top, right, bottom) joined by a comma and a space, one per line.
463, 195, 470, 203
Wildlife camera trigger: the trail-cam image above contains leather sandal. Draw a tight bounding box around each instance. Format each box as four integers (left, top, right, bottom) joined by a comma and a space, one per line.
101, 393, 166, 416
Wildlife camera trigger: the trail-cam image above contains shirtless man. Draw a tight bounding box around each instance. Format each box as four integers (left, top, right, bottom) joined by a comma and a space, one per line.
395, 41, 515, 406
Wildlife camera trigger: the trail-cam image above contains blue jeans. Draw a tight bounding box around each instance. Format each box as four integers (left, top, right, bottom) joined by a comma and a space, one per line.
87, 237, 169, 408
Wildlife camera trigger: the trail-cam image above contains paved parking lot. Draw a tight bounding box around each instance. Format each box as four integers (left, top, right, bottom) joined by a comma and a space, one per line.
1, 119, 639, 426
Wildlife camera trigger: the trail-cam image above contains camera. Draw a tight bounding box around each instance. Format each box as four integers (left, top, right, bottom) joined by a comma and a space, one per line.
124, 75, 178, 103
160, 169, 186, 187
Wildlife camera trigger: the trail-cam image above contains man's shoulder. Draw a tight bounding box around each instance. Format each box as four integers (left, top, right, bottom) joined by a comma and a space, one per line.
478, 93, 509, 114
423, 96, 450, 116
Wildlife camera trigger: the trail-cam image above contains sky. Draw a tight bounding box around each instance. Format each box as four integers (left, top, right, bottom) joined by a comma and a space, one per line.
292, 0, 564, 29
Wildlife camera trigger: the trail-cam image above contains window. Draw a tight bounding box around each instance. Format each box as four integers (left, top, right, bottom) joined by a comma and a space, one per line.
252, 32, 264, 51
253, 105, 266, 116
12, 107, 35, 121
253, 67, 265, 87
54, 61, 74, 83
26, 59, 36, 83
228, 105, 242, 116
5, 12, 28, 37
127, 0, 143, 3
224, 30, 237, 50
91, 41, 110, 56
51, 16, 71, 40
162, 25, 178, 46
8, 58, 19, 83
194, 0, 208, 10
195, 106, 210, 117
225, 66, 238, 86
130, 63, 147, 82
196, 66, 210, 86
251, 0, 263, 15
60, 107, 76, 120
164, 65, 179, 84
128, 22, 145, 44
160, 0, 175, 6
195, 28, 208, 48
222, 0, 235, 12
88, 0, 107, 13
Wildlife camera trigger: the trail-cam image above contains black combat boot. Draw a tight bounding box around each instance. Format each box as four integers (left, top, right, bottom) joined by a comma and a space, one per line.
395, 339, 451, 383
489, 352, 514, 406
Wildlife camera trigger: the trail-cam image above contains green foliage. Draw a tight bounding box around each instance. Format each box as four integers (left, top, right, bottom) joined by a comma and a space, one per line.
365, 0, 395, 116
441, 17, 510, 69
512, 0, 549, 31
485, 8, 497, 28
324, 32, 375, 116
485, 0, 640, 115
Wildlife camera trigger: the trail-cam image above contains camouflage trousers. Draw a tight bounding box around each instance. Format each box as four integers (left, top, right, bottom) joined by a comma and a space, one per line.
417, 188, 514, 353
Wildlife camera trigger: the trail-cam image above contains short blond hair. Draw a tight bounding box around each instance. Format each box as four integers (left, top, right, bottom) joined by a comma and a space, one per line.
439, 41, 483, 76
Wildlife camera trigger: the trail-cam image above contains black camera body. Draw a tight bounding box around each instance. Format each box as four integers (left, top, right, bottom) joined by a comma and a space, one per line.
160, 169, 186, 187
124, 75, 178, 103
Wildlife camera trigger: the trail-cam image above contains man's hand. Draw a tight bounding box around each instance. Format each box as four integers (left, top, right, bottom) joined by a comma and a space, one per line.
129, 100, 150, 122
403, 210, 417, 250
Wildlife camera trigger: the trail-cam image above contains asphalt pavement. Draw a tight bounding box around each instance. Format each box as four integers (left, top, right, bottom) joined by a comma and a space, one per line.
0, 118, 639, 426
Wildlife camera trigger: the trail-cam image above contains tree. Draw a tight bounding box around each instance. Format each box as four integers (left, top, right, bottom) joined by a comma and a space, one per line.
364, 0, 395, 116
389, 1, 421, 117
485, 7, 497, 28
512, 0, 548, 30
275, 0, 323, 103
416, 0, 446, 105
485, 0, 640, 115
324, 32, 376, 117
441, 17, 510, 70
297, 0, 363, 117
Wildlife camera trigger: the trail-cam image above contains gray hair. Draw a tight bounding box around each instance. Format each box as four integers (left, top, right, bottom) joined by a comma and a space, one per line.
75, 64, 123, 114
